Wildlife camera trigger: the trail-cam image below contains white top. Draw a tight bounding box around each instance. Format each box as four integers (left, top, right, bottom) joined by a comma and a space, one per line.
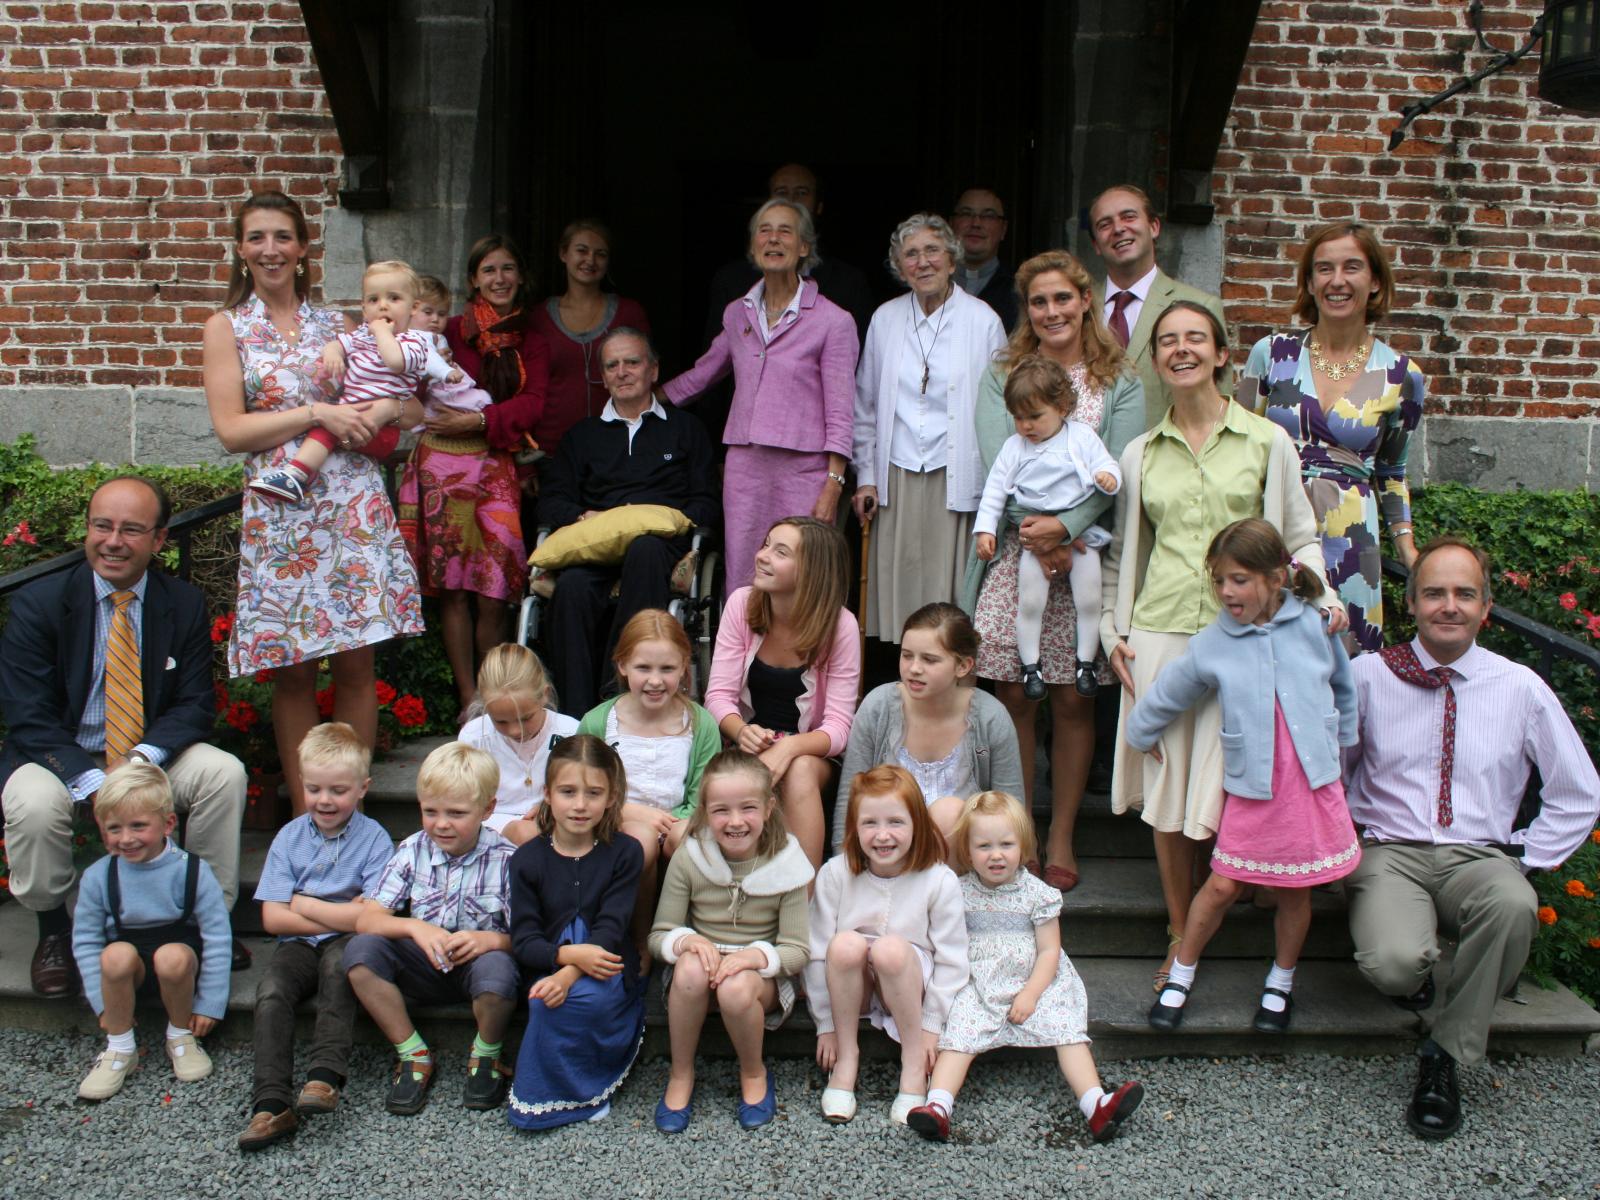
972, 421, 1121, 537
745, 277, 805, 344
599, 394, 669, 451
1101, 264, 1157, 338
458, 710, 580, 834
1344, 640, 1600, 871
853, 288, 1005, 512
804, 855, 969, 1035
605, 704, 694, 812
887, 291, 956, 473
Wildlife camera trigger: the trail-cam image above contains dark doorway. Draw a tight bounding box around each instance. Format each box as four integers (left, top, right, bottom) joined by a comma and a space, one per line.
496, 1, 1070, 373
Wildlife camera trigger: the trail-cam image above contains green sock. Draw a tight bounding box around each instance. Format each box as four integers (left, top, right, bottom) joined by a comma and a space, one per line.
394, 1031, 429, 1061
470, 1035, 502, 1064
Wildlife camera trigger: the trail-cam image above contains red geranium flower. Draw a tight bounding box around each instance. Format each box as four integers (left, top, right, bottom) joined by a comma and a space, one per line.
225, 700, 259, 732
375, 680, 397, 707
315, 686, 336, 719
393, 694, 427, 728
210, 613, 235, 644
3, 520, 38, 547
1558, 592, 1577, 610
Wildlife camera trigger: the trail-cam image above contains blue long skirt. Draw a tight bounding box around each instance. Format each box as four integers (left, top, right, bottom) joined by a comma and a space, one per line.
506, 917, 646, 1130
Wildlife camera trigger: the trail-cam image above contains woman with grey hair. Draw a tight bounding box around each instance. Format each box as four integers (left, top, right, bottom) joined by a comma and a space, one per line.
852, 214, 1007, 641
666, 198, 859, 593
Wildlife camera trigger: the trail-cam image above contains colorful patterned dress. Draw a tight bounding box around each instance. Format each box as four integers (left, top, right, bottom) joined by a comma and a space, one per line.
227, 297, 423, 676
1240, 333, 1424, 652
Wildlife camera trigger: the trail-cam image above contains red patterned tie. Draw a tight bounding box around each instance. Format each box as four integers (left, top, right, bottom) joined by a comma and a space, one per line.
1378, 644, 1456, 828
1109, 291, 1134, 349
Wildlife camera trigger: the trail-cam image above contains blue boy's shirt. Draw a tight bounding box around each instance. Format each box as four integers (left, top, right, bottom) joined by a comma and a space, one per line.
254, 811, 395, 945
1124, 592, 1358, 800
71, 839, 233, 1019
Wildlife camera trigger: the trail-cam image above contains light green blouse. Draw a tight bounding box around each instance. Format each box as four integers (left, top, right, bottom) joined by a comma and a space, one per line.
1131, 400, 1277, 634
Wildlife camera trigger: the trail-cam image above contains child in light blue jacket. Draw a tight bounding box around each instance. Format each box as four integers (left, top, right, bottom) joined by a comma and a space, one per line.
1126, 519, 1358, 1036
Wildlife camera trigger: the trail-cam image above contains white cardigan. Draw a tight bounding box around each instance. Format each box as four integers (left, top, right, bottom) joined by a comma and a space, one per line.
852, 288, 1006, 512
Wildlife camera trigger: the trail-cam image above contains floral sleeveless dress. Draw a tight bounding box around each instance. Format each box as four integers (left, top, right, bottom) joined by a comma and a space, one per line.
227, 296, 424, 676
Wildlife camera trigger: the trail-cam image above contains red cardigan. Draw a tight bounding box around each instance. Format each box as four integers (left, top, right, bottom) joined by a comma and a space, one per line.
527, 294, 650, 456
444, 312, 549, 453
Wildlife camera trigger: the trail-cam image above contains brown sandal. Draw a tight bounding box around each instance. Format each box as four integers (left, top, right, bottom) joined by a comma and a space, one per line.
1152, 924, 1183, 994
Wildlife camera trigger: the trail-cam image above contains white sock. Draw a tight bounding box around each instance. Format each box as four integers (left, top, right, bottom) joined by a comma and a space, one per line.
1078, 1085, 1105, 1120
927, 1088, 955, 1116
107, 1029, 136, 1055
166, 1022, 190, 1053
585, 1101, 611, 1122
1262, 963, 1296, 1012
1160, 958, 1197, 1007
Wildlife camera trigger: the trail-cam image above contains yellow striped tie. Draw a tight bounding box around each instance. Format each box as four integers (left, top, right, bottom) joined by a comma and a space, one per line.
103, 589, 144, 762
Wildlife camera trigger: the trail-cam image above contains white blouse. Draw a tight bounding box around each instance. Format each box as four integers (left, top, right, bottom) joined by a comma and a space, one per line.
605, 704, 693, 813
458, 710, 580, 834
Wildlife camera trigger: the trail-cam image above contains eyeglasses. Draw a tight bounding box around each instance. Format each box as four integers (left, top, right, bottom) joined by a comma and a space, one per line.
88, 519, 157, 539
952, 208, 1005, 223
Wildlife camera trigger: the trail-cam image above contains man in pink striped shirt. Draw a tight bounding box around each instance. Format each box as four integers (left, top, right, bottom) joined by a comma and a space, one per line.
1343, 536, 1599, 1141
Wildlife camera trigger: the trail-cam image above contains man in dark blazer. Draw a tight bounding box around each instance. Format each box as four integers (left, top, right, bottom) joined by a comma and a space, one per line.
1, 476, 247, 997
952, 186, 1018, 333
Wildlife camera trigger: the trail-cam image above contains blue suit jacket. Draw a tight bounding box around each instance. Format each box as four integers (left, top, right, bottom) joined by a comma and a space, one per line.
0, 562, 217, 792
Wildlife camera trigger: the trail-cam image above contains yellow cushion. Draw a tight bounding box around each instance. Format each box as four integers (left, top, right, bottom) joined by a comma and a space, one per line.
528, 504, 692, 569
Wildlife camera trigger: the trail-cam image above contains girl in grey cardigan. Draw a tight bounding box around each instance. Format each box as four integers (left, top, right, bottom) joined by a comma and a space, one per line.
1125, 520, 1359, 1037
832, 604, 1024, 855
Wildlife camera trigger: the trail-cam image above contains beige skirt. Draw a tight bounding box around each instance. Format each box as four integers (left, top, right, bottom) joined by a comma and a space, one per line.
1111, 626, 1225, 839
865, 465, 972, 641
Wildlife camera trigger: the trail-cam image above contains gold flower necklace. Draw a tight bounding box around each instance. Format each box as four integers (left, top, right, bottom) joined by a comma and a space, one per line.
1307, 333, 1368, 381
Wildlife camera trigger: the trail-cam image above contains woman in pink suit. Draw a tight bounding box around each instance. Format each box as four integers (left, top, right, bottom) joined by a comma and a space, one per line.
664, 199, 859, 593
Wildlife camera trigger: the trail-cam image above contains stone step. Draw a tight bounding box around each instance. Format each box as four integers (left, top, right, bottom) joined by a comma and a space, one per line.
3, 894, 1594, 1061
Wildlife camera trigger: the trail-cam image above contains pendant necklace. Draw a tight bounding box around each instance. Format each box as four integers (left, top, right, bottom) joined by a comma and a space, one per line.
912, 287, 952, 396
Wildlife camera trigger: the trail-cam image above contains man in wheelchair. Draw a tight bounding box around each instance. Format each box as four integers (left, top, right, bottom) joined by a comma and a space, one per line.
535, 328, 719, 715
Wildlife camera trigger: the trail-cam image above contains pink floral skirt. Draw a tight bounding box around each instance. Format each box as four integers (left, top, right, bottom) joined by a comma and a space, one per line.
397, 433, 526, 602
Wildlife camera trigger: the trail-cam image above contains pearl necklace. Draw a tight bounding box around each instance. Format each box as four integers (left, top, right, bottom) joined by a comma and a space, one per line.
1308, 334, 1369, 381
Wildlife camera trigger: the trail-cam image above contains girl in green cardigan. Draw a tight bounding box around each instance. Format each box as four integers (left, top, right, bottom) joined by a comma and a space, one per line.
578, 609, 721, 966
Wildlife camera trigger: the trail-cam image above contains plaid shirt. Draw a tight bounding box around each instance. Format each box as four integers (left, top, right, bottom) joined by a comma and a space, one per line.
366, 827, 514, 933
255, 812, 395, 945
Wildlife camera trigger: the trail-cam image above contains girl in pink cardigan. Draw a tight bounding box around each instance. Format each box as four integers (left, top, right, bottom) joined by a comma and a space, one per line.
706, 516, 861, 867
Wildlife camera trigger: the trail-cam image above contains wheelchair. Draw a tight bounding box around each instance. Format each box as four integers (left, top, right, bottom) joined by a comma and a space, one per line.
515, 526, 723, 701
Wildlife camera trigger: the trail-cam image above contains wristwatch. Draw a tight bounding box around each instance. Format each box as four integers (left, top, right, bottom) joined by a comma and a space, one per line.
826, 470, 847, 486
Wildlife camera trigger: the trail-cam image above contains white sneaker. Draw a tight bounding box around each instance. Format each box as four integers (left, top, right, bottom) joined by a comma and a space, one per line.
79, 1049, 137, 1101
165, 1033, 213, 1083
889, 1092, 926, 1125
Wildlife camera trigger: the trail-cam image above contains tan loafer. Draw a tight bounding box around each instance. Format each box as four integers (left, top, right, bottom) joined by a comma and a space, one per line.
295, 1079, 340, 1115
237, 1107, 298, 1151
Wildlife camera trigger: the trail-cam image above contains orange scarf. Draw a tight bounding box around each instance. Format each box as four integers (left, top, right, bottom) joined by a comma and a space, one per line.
463, 295, 527, 402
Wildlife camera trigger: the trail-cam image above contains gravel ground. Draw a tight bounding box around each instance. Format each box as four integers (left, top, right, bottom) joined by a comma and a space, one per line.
0, 1029, 1596, 1200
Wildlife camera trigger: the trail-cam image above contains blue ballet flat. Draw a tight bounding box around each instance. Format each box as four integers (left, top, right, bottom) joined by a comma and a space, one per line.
654, 1089, 693, 1134
737, 1069, 776, 1130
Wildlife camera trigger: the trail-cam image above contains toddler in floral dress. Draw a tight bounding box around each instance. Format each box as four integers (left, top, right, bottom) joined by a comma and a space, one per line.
906, 791, 1144, 1144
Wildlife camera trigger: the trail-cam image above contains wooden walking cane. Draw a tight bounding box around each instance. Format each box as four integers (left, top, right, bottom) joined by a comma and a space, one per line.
856, 508, 872, 700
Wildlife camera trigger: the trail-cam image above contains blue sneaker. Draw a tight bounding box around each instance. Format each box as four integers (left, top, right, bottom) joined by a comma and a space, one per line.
654, 1089, 693, 1134
737, 1069, 776, 1131
250, 466, 308, 503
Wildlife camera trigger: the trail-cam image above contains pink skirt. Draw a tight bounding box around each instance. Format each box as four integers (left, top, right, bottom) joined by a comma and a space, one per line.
1210, 704, 1361, 887
721, 444, 829, 596
396, 433, 526, 602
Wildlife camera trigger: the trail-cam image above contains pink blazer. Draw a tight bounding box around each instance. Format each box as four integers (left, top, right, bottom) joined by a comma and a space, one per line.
663, 278, 857, 457
705, 586, 861, 757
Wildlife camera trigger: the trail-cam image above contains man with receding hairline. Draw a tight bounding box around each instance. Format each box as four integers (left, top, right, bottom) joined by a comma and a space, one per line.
1343, 535, 1598, 1141
1088, 183, 1231, 427
1, 476, 249, 997
951, 186, 1017, 331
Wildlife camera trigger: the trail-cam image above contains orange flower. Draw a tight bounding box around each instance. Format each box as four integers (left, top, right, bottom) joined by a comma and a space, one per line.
1536, 906, 1558, 926
1589, 937, 1600, 950
1591, 829, 1600, 846
1566, 879, 1595, 899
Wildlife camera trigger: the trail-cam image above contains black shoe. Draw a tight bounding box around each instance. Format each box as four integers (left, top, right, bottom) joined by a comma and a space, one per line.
1390, 972, 1435, 1012
1147, 982, 1189, 1031
461, 1056, 510, 1110
1074, 661, 1099, 697
385, 1056, 435, 1116
232, 938, 254, 972
1405, 1049, 1461, 1140
1021, 663, 1046, 701
1251, 988, 1293, 1034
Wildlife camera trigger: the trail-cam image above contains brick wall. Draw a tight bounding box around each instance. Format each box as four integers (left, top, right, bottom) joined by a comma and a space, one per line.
1215, 0, 1600, 427
0, 1, 342, 391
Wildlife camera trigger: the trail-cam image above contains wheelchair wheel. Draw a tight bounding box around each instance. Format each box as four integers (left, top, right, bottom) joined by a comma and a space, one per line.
677, 547, 722, 702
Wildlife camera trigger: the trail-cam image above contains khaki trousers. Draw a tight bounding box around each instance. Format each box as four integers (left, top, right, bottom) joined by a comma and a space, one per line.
3, 743, 247, 911
1344, 841, 1538, 1065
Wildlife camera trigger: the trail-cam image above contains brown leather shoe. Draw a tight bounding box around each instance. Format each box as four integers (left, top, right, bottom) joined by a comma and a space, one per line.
295, 1080, 340, 1116
31, 931, 80, 998
237, 1107, 298, 1151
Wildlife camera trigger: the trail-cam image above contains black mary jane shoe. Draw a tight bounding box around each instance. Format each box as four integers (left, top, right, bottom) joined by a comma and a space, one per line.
1147, 982, 1189, 1032
1405, 1049, 1461, 1140
1251, 988, 1294, 1034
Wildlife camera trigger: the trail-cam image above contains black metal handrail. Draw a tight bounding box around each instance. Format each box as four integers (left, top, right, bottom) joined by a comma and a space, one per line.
1381, 557, 1600, 688
0, 491, 244, 596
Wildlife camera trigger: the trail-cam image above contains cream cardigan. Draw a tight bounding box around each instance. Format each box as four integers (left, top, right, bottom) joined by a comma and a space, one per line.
1099, 413, 1339, 660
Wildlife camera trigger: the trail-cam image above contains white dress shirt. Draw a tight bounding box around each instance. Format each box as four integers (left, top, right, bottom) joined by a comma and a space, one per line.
1344, 639, 1600, 871
888, 291, 956, 472
1102, 264, 1158, 340
744, 277, 805, 345
599, 395, 668, 451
